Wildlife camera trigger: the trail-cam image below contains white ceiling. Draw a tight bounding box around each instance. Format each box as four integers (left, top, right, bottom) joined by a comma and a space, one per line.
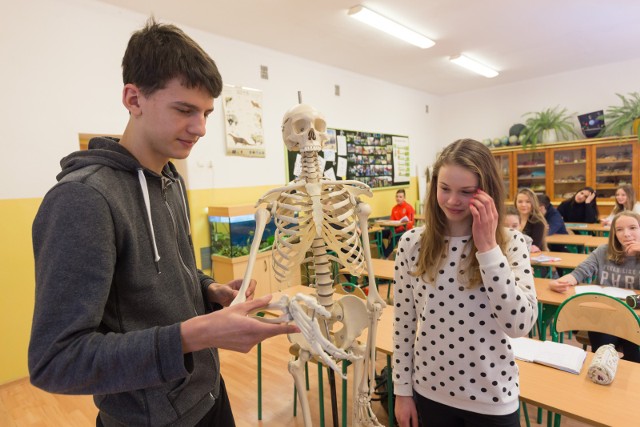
96, 0, 640, 95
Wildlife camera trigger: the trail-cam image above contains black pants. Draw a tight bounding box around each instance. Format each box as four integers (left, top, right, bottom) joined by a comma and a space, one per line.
97, 377, 235, 427
588, 332, 640, 363
414, 393, 520, 427
382, 229, 405, 258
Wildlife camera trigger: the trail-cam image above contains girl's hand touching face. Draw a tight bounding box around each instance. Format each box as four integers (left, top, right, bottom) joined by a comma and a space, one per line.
469, 189, 498, 253
624, 241, 640, 256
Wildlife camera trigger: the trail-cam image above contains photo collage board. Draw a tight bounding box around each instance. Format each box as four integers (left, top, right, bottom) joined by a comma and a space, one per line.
286, 127, 410, 190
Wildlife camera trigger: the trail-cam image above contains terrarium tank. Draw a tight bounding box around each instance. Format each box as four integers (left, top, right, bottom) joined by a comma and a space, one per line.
208, 205, 276, 258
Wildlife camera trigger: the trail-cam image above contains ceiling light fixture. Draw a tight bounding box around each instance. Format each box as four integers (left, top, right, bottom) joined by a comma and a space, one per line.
348, 5, 435, 49
449, 54, 499, 78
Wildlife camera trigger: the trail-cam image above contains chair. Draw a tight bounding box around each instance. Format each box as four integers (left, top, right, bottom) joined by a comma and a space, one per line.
545, 293, 640, 427
552, 292, 640, 345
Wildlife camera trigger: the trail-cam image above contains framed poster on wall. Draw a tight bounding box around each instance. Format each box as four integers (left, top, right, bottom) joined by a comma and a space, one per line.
285, 127, 410, 189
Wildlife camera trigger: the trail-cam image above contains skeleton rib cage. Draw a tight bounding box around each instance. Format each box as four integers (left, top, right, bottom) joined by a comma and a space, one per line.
270, 181, 371, 287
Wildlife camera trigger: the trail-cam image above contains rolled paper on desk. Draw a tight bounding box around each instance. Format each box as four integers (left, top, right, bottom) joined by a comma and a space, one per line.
587, 344, 619, 385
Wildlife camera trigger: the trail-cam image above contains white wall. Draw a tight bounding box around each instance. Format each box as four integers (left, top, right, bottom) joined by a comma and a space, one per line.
0, 0, 441, 199
439, 59, 640, 144
3, 0, 638, 201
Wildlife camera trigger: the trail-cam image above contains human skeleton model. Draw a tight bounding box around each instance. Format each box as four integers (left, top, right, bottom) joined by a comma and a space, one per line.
232, 104, 386, 426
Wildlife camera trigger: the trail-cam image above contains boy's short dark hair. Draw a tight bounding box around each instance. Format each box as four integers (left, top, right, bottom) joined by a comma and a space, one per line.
537, 194, 551, 209
396, 189, 406, 196
122, 18, 223, 98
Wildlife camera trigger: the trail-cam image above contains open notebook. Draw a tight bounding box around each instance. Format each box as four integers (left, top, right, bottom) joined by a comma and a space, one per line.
574, 285, 636, 299
510, 337, 587, 374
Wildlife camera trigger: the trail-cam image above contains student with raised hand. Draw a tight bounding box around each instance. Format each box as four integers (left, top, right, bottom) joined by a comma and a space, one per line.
29, 19, 298, 427
601, 185, 640, 227
515, 188, 548, 252
549, 211, 640, 362
392, 139, 537, 427
556, 186, 599, 223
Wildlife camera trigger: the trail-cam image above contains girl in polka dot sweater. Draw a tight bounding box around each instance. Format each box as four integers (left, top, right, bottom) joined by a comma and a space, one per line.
393, 139, 538, 427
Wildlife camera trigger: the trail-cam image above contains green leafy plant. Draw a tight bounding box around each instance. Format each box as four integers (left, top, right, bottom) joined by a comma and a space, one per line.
520, 106, 579, 149
598, 92, 640, 139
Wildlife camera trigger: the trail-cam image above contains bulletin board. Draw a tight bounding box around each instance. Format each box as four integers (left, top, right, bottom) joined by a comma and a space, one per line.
285, 127, 410, 190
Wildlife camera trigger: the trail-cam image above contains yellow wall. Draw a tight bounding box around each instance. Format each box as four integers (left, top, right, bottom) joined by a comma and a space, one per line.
0, 178, 418, 385
0, 198, 40, 384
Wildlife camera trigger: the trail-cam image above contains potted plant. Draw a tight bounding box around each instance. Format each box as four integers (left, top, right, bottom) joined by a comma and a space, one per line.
520, 106, 579, 149
598, 92, 640, 139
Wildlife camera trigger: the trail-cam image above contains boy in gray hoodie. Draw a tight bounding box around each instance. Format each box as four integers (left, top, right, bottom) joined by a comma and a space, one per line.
29, 19, 298, 426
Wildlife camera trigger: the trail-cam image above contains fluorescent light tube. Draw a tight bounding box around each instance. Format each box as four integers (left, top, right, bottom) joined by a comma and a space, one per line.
348, 5, 435, 49
449, 54, 499, 78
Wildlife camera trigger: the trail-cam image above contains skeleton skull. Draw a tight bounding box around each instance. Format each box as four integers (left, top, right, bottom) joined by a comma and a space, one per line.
281, 104, 329, 152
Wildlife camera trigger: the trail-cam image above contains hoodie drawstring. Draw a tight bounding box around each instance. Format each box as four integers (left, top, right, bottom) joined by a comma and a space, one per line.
137, 169, 161, 273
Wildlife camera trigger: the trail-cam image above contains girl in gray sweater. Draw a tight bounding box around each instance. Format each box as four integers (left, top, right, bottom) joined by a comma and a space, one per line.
550, 211, 640, 362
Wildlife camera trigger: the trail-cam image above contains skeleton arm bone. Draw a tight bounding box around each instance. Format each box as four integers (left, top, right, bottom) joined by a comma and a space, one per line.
230, 207, 272, 306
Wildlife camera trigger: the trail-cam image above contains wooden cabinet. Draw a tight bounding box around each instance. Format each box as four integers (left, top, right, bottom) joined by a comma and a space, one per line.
211, 251, 300, 298
492, 136, 639, 212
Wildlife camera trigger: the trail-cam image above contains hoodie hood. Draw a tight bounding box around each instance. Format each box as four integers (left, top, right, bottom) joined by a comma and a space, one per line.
58, 137, 143, 181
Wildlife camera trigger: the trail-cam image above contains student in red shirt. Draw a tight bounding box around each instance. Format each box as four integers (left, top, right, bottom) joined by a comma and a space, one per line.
382, 189, 415, 258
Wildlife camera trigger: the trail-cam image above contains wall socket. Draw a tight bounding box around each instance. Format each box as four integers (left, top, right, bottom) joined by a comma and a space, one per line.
334, 84, 340, 96
260, 65, 269, 80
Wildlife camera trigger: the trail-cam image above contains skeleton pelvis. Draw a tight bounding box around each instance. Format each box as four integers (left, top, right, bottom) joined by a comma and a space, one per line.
288, 294, 369, 355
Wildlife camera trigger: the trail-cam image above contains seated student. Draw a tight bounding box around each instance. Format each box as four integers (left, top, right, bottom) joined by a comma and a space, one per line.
549, 211, 640, 362
381, 189, 415, 258
515, 188, 548, 252
538, 193, 568, 252
504, 206, 533, 251
557, 186, 600, 224
601, 185, 640, 226
537, 194, 568, 235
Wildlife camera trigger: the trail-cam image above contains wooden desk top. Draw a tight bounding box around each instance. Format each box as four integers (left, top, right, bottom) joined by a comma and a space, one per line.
565, 222, 610, 235
530, 251, 588, 268
518, 351, 640, 427
545, 234, 608, 248
374, 219, 404, 228
534, 278, 640, 306
338, 257, 396, 281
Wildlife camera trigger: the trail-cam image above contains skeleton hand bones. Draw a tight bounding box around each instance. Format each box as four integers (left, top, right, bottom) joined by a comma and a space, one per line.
249, 293, 361, 377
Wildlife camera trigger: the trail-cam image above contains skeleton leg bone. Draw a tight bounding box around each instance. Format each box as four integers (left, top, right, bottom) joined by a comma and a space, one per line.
289, 349, 313, 427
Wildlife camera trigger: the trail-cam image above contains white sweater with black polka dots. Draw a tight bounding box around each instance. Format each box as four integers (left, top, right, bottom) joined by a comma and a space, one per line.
392, 227, 538, 416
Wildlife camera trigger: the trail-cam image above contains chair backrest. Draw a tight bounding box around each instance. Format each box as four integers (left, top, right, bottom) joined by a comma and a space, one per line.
552, 292, 640, 345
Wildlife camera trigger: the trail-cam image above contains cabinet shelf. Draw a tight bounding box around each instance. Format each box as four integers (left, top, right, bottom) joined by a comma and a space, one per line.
596, 159, 632, 164
517, 164, 546, 169
554, 160, 586, 166
491, 136, 639, 215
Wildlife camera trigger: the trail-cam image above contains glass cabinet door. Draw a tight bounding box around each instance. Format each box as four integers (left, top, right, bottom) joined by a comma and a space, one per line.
552, 147, 587, 200
594, 143, 634, 200
493, 153, 511, 200
516, 151, 547, 195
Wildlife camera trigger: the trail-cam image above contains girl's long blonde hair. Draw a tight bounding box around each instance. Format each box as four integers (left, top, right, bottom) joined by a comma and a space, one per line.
612, 185, 637, 215
607, 211, 640, 264
413, 139, 507, 287
515, 187, 548, 250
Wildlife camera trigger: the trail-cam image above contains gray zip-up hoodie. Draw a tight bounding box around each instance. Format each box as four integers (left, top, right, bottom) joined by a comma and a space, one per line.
29, 137, 220, 426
